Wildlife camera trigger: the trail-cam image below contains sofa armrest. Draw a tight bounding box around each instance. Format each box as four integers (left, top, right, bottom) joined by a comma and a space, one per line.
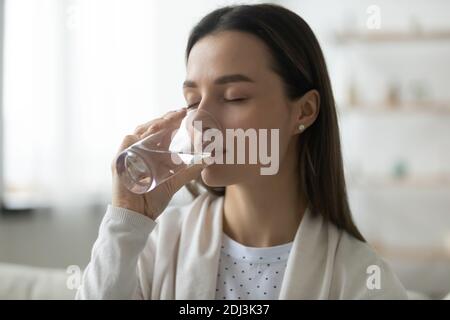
0, 263, 76, 300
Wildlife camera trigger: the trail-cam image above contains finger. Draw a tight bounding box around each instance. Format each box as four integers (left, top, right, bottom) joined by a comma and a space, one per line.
118, 134, 140, 153
134, 119, 161, 136
139, 109, 187, 139
134, 108, 186, 136
111, 134, 141, 172
162, 108, 186, 120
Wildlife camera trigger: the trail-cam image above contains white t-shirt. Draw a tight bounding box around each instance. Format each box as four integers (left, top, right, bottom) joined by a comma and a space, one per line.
215, 232, 293, 300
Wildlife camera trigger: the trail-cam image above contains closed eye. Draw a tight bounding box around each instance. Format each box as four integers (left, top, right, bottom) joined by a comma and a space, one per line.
224, 98, 248, 103
187, 102, 200, 109
187, 98, 247, 109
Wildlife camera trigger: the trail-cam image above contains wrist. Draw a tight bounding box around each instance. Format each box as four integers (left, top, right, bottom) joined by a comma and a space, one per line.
111, 200, 145, 216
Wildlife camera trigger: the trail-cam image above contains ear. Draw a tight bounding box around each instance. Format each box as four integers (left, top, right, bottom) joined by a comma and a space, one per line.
290, 89, 320, 135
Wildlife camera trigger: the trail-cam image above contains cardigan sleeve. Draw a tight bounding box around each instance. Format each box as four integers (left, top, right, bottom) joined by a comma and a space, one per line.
75, 205, 156, 300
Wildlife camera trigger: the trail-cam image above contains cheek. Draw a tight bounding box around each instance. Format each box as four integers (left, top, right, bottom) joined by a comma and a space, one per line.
220, 99, 288, 131
215, 99, 291, 158
219, 108, 255, 130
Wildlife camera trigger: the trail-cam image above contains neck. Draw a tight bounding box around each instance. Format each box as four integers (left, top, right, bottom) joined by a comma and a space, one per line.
222, 146, 306, 247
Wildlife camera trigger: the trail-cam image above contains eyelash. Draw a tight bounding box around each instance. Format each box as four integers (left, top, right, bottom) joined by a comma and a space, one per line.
225, 98, 247, 104
187, 98, 247, 109
187, 103, 199, 109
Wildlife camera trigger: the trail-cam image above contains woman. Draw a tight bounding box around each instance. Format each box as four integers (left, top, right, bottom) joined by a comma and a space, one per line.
76, 4, 407, 299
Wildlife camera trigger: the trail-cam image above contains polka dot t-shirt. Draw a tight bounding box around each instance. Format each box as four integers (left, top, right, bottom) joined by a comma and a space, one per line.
215, 232, 292, 300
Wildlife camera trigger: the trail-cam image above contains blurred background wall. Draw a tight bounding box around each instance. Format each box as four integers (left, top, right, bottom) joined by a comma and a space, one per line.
0, 0, 449, 299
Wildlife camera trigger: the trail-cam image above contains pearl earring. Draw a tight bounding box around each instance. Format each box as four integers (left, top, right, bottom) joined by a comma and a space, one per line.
298, 124, 305, 132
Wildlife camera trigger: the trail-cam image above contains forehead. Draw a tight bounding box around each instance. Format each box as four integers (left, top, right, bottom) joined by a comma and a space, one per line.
186, 31, 274, 79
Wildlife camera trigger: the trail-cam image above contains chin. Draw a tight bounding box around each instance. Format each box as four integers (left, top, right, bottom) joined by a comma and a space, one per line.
201, 164, 228, 187
201, 165, 237, 187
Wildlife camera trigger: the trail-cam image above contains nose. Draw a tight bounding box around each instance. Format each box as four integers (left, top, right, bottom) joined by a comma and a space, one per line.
188, 108, 222, 133
185, 108, 223, 154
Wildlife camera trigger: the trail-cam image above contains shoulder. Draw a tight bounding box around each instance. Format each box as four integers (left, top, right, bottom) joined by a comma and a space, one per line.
330, 226, 408, 299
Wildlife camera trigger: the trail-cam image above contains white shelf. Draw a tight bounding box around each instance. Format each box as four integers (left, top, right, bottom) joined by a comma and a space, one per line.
338, 102, 450, 116
371, 240, 450, 262
334, 30, 450, 45
347, 176, 450, 189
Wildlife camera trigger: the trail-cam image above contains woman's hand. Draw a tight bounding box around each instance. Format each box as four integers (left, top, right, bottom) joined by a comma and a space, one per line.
111, 108, 205, 220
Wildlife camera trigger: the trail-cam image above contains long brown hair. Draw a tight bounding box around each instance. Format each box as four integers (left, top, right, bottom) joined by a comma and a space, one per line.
184, 4, 365, 242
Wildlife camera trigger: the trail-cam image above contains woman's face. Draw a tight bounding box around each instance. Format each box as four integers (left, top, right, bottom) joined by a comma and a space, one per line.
184, 31, 298, 187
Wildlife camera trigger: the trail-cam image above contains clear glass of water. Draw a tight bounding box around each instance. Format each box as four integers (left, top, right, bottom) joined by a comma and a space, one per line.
115, 108, 221, 194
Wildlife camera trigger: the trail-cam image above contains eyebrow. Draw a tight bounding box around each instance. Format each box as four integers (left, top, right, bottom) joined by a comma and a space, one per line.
183, 74, 255, 88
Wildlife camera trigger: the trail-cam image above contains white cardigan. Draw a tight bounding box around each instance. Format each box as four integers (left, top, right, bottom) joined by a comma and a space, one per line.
76, 192, 408, 300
